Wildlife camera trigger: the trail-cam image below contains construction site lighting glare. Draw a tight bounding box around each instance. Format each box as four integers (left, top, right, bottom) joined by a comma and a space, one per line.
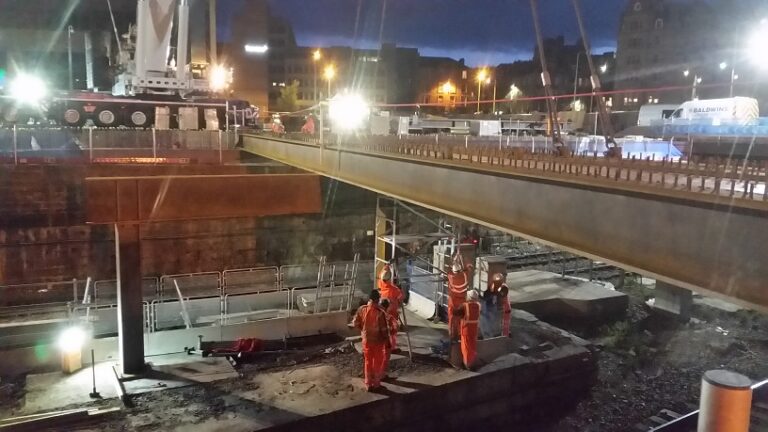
600, 64, 608, 73
323, 65, 336, 81
209, 65, 232, 92
9, 73, 47, 105
244, 44, 269, 54
329, 94, 369, 130
476, 69, 488, 83
748, 22, 767, 69
313, 50, 321, 61
440, 82, 455, 94
58, 326, 86, 354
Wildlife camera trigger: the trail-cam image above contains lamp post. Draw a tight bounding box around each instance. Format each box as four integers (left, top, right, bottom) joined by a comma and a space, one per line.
313, 49, 321, 103
683, 69, 702, 100
324, 64, 336, 99
572, 51, 583, 111
68, 25, 74, 90
476, 68, 488, 113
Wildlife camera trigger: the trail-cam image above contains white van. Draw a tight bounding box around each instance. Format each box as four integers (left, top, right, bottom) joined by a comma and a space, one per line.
637, 104, 678, 126
668, 97, 759, 126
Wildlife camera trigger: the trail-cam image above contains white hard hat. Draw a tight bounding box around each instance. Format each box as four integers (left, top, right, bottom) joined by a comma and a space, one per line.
381, 269, 392, 281
468, 290, 479, 301
451, 262, 462, 273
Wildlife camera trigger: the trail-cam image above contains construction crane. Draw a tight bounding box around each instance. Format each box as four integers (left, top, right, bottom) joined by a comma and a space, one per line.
528, 0, 621, 157
1, 0, 256, 129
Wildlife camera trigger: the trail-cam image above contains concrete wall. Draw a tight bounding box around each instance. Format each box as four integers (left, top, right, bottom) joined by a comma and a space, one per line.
0, 164, 379, 285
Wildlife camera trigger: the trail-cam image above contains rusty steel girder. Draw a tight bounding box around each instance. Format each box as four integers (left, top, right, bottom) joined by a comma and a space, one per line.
243, 134, 768, 312
85, 174, 322, 224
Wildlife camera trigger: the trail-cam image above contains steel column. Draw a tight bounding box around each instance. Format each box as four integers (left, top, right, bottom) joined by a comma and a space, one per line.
115, 223, 144, 375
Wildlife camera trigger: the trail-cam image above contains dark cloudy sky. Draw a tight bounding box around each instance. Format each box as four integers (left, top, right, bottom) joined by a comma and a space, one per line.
223, 0, 627, 65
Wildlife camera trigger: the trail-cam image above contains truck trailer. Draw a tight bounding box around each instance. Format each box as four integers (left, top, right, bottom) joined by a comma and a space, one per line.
0, 0, 257, 130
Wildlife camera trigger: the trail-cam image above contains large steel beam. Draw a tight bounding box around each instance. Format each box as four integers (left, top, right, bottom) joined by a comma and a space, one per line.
85, 174, 322, 223
243, 136, 768, 312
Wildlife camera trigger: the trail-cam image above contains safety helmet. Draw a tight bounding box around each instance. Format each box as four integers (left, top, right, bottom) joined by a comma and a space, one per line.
467, 289, 479, 301
492, 273, 505, 284
451, 262, 463, 273
381, 269, 392, 281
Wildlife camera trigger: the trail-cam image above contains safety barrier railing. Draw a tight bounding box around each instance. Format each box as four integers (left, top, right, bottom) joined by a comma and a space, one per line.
0, 126, 238, 164
0, 258, 373, 333
346, 136, 768, 205
222, 266, 280, 295
91, 277, 160, 305
160, 271, 222, 300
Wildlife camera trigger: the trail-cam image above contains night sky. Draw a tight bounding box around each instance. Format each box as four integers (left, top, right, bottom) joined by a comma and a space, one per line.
221, 0, 626, 66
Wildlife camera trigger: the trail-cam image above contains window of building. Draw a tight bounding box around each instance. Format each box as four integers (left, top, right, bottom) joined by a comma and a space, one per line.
634, 2, 642, 12
655, 18, 664, 30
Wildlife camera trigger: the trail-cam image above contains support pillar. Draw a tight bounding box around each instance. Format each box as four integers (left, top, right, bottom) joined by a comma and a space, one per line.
115, 223, 145, 375
697, 370, 752, 432
653, 281, 693, 322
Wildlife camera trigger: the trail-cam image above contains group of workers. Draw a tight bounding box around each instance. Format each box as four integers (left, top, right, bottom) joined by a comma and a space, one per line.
352, 256, 512, 390
351, 263, 404, 391
446, 256, 511, 368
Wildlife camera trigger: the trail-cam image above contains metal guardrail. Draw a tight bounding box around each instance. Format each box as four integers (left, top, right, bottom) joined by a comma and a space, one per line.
0, 259, 373, 334
0, 127, 238, 164
273, 133, 764, 206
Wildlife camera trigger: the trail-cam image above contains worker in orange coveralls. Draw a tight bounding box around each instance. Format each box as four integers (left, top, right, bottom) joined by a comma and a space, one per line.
379, 298, 400, 380
446, 255, 473, 341
453, 289, 481, 369
378, 263, 404, 349
352, 290, 390, 391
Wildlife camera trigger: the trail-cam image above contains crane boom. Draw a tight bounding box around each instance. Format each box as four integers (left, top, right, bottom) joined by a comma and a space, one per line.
529, 0, 563, 149
570, 0, 619, 155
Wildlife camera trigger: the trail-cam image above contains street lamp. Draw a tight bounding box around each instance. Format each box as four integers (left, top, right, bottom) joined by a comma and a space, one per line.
600, 64, 608, 74
323, 64, 336, 99
312, 49, 322, 103
683, 69, 702, 99
476, 68, 489, 113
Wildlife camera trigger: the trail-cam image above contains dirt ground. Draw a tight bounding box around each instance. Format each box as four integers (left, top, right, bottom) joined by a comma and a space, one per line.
3, 277, 767, 432
541, 278, 768, 432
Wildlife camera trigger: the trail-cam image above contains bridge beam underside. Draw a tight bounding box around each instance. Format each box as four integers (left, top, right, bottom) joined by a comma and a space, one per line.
243, 136, 768, 312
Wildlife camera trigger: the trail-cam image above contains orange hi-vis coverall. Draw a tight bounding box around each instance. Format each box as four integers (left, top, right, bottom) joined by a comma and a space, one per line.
378, 265, 405, 314
352, 301, 390, 389
382, 310, 399, 378
447, 270, 469, 340
500, 284, 512, 337
455, 300, 481, 369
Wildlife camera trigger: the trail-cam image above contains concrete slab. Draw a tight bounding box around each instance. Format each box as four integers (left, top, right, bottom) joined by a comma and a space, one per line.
506, 270, 628, 324
121, 354, 238, 395
11, 362, 119, 416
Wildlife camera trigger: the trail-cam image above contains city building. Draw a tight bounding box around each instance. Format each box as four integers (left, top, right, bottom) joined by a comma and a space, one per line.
612, 0, 765, 109
223, 0, 271, 112
417, 57, 468, 111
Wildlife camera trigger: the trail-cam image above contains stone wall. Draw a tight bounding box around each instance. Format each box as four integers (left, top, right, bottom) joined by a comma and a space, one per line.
0, 165, 378, 285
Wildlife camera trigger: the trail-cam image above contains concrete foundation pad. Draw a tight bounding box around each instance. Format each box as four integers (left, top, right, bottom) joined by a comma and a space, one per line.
3, 311, 597, 431
506, 270, 628, 324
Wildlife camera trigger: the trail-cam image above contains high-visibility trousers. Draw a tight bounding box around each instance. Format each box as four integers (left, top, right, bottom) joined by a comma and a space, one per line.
460, 322, 479, 368
363, 340, 387, 388
447, 295, 465, 340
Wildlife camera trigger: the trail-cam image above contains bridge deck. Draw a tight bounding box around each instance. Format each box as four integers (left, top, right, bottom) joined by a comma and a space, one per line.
243, 133, 768, 312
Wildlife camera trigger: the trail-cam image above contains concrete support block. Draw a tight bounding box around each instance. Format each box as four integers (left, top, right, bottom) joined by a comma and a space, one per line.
115, 224, 145, 375
697, 370, 752, 432
653, 281, 693, 321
